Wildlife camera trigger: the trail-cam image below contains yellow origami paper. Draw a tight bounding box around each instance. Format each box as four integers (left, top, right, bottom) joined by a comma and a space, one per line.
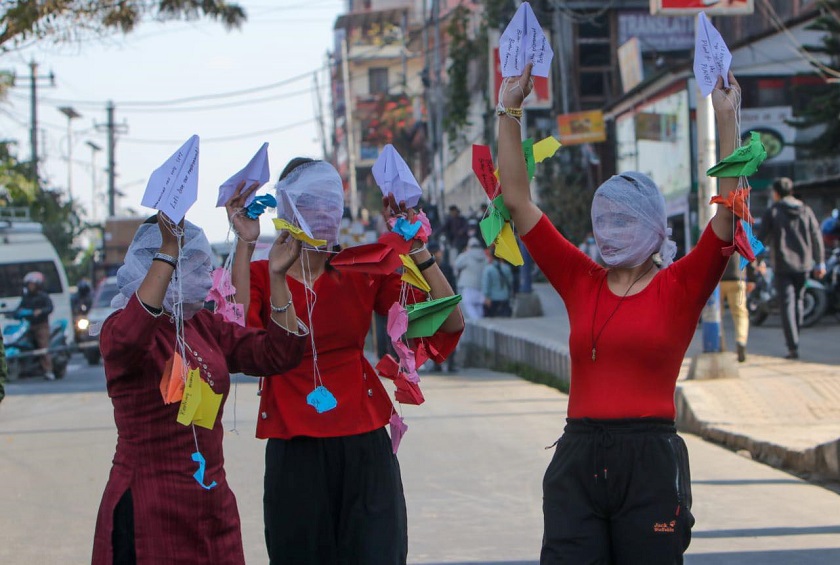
400, 254, 431, 292
177, 367, 203, 427
272, 218, 327, 247
192, 380, 223, 430
533, 136, 562, 163
494, 222, 524, 266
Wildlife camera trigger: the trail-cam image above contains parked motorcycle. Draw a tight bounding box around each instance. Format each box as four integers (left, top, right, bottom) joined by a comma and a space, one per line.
824, 247, 840, 320
2, 310, 70, 381
747, 265, 828, 327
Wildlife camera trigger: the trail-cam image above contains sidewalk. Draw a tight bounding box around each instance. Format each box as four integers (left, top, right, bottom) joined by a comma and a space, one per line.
460, 283, 840, 482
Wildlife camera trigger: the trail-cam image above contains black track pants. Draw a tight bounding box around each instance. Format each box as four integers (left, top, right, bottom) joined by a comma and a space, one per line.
541, 419, 694, 565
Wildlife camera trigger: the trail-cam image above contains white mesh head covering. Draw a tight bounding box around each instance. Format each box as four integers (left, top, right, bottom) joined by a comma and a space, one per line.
110, 219, 214, 319
591, 172, 677, 268
275, 160, 344, 247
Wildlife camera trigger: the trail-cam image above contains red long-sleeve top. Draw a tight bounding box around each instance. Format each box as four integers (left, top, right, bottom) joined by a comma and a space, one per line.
521, 214, 728, 420
92, 295, 306, 565
247, 262, 462, 439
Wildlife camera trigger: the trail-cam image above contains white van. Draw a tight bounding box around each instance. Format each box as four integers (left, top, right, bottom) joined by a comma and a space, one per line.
0, 211, 74, 343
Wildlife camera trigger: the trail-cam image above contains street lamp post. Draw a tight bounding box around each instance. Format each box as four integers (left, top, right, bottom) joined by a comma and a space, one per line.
85, 140, 102, 222
57, 106, 81, 201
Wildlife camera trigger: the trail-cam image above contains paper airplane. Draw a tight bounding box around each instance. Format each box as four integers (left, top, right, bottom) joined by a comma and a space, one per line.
499, 2, 554, 78
400, 254, 431, 292
272, 218, 327, 248
141, 134, 199, 224
215, 142, 270, 207
372, 144, 423, 208
494, 222, 525, 266
405, 295, 462, 339
331, 243, 403, 275
694, 12, 731, 97
707, 131, 767, 177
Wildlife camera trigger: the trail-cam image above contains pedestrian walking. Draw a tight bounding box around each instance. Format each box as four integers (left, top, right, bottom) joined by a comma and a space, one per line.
454, 238, 488, 320
720, 254, 750, 362
758, 177, 826, 359
229, 158, 463, 565
443, 205, 469, 253
482, 252, 514, 318
91, 212, 307, 565
14, 271, 54, 380
498, 64, 741, 563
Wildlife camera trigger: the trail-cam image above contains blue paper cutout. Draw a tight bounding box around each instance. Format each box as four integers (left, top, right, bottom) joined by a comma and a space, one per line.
306, 385, 338, 414
740, 220, 765, 270
393, 217, 422, 241
191, 451, 218, 490
245, 194, 277, 219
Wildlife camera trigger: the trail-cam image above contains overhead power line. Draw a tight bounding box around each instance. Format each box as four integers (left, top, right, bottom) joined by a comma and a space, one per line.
121, 118, 316, 145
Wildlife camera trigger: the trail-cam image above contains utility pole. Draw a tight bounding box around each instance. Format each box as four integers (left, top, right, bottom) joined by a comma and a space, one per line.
341, 37, 359, 220
696, 92, 722, 353
23, 60, 55, 189
432, 0, 445, 212
313, 70, 329, 161
58, 106, 81, 201
94, 101, 128, 217
86, 140, 103, 222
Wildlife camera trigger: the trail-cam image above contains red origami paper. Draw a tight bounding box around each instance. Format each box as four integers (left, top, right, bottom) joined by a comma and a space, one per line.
721, 220, 755, 262
710, 187, 753, 224
413, 342, 430, 368
331, 243, 402, 275
472, 144, 499, 200
379, 231, 413, 255
394, 374, 425, 405
375, 354, 400, 380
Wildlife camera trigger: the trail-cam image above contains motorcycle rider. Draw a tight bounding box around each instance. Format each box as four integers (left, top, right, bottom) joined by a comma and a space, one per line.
71, 279, 93, 316
14, 272, 55, 380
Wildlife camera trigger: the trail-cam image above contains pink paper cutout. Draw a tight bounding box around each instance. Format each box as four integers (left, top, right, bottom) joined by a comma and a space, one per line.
415, 211, 432, 240
392, 340, 417, 377
211, 268, 235, 297
389, 412, 408, 454
219, 301, 245, 326
387, 303, 408, 343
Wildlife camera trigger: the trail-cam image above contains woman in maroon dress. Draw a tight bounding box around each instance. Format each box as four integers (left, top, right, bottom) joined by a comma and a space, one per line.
91, 212, 308, 565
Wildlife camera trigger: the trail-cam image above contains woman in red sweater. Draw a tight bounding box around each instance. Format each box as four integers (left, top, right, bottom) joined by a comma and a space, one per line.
228, 158, 464, 564
498, 66, 741, 563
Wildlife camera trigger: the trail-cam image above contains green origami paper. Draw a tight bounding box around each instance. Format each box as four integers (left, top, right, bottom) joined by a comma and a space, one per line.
706, 131, 767, 178
405, 295, 463, 338
523, 138, 536, 181
492, 195, 511, 221
480, 209, 505, 247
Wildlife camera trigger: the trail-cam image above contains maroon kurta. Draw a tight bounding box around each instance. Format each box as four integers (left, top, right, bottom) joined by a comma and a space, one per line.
92, 295, 306, 565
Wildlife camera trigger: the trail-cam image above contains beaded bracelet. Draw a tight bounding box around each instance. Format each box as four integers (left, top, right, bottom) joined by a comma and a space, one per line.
269, 296, 293, 313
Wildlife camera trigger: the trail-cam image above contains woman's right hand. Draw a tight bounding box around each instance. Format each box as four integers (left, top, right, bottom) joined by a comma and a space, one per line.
501, 62, 534, 109
158, 211, 183, 253
225, 181, 261, 242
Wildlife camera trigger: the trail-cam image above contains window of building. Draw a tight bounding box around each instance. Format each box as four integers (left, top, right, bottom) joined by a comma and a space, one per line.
369, 67, 389, 95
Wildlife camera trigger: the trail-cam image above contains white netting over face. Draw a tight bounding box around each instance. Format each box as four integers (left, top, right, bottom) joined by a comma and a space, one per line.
111, 220, 214, 318
275, 161, 344, 247
591, 172, 677, 268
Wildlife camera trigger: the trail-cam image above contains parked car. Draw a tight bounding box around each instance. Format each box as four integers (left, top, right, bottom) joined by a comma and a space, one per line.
78, 276, 119, 365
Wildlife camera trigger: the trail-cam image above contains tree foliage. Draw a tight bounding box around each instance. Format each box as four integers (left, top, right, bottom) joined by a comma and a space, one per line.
792, 0, 840, 156
0, 141, 87, 273
0, 0, 246, 48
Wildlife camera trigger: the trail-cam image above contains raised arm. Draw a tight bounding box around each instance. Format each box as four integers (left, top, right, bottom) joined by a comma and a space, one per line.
225, 181, 261, 313
497, 63, 542, 236
137, 212, 183, 309
709, 72, 741, 242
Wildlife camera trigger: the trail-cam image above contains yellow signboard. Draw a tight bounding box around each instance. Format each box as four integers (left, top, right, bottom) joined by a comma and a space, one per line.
556, 110, 607, 146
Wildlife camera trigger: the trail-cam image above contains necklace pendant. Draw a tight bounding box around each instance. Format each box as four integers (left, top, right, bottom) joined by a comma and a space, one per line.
592, 348, 596, 361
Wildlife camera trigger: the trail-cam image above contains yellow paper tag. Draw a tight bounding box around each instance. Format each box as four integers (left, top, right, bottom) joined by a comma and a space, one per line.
272, 218, 327, 247
399, 254, 431, 292
494, 222, 524, 266
192, 380, 223, 430
533, 136, 562, 163
176, 367, 203, 427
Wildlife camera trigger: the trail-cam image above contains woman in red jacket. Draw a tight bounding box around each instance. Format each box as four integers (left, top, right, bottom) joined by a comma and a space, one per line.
92, 213, 308, 565
498, 66, 742, 563
228, 158, 463, 564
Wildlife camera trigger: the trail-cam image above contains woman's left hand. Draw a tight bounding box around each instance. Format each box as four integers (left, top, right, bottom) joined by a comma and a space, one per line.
712, 71, 740, 117
268, 231, 302, 275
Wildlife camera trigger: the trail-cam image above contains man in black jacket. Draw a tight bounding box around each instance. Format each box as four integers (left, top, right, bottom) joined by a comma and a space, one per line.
15, 271, 55, 379
758, 178, 826, 359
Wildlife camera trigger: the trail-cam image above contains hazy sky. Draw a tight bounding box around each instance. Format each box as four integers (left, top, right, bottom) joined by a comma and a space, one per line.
1, 0, 344, 243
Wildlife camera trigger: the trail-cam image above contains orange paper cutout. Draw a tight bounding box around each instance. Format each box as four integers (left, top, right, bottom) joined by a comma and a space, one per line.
710, 186, 753, 224
160, 352, 186, 404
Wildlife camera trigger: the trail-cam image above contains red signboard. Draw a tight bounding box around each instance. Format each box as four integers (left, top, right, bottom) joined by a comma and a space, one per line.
651, 0, 754, 15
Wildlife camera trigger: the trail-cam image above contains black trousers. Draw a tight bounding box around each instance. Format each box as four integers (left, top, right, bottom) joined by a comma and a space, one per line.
775, 271, 807, 353
264, 428, 408, 565
541, 419, 694, 565
112, 489, 136, 565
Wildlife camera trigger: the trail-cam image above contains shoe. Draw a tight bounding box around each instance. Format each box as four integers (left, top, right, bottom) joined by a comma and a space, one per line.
736, 343, 747, 363
44, 372, 56, 381
785, 350, 799, 360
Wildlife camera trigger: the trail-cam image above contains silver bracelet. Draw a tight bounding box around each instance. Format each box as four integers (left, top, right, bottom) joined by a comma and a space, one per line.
269, 296, 293, 313
152, 252, 178, 268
